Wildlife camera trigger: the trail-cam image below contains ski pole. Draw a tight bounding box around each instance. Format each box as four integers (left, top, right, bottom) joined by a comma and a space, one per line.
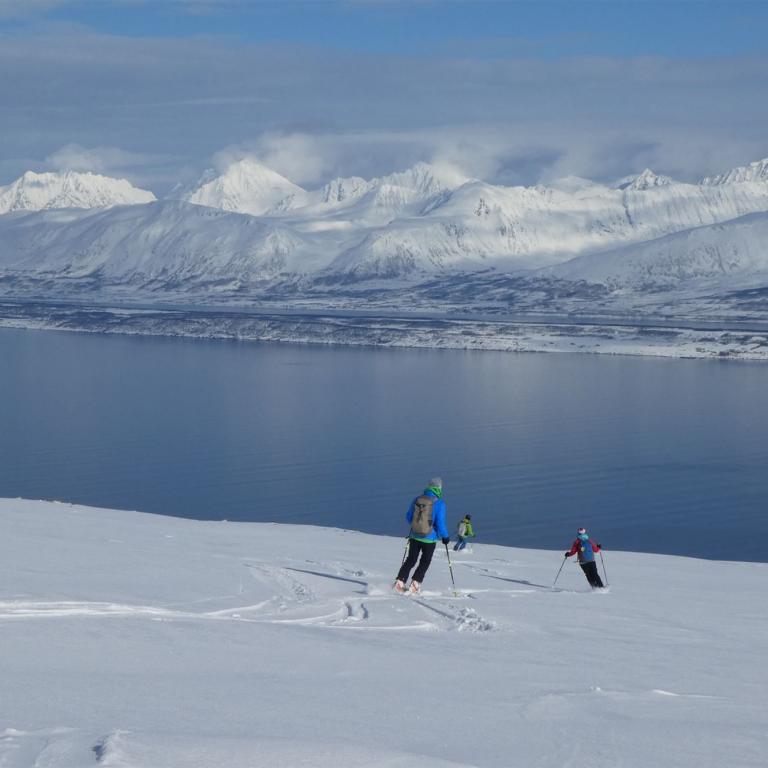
444, 542, 458, 596
599, 549, 609, 586
552, 555, 567, 588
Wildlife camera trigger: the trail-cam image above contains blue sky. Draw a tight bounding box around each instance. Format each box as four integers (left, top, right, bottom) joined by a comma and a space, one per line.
1, 1, 767, 190
31, 1, 768, 59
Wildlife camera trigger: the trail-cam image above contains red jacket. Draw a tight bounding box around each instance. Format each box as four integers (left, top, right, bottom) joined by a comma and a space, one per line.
566, 538, 601, 563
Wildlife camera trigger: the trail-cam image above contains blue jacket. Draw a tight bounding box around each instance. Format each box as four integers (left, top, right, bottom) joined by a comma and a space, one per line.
406, 490, 449, 543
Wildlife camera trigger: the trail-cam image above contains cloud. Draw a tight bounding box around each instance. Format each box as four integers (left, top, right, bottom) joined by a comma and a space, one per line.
211, 133, 334, 186
46, 144, 152, 174
254, 133, 334, 186
0, 28, 766, 191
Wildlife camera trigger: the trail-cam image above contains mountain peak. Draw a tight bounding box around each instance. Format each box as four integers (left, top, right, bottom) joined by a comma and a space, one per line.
318, 176, 370, 204
701, 157, 768, 186
617, 169, 673, 191
380, 162, 470, 194
0, 170, 155, 214
184, 158, 306, 216
304, 162, 471, 216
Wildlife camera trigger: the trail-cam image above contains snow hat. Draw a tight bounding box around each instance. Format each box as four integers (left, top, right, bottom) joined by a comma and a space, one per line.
577, 527, 588, 539
430, 477, 443, 490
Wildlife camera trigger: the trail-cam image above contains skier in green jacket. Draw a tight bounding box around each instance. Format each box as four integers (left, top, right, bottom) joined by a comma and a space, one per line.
453, 514, 475, 551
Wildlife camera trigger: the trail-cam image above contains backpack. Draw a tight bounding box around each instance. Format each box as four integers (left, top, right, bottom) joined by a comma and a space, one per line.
411, 495, 436, 536
457, 520, 467, 537
578, 538, 594, 563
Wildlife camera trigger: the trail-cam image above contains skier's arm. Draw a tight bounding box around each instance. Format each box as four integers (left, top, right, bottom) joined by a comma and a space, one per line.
406, 500, 415, 525
591, 540, 601, 553
466, 522, 475, 537
434, 500, 450, 540
565, 540, 579, 557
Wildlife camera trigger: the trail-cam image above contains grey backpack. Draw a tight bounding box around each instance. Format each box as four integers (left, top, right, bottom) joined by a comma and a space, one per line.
411, 495, 436, 536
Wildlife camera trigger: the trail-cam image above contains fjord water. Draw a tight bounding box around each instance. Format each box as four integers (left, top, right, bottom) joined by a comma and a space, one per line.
1, 327, 766, 562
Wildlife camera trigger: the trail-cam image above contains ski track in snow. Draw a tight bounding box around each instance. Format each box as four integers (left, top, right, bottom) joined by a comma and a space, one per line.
0, 539, 610, 645
0, 556, 510, 632
1, 728, 478, 768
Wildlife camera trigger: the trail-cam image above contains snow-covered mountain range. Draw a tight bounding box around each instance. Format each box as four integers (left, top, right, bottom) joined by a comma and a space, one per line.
0, 170, 155, 214
1, 156, 768, 314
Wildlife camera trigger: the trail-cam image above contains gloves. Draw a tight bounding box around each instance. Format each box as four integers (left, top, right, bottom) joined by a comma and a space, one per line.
597, 543, 603, 549
442, 537, 450, 545
564, 551, 570, 557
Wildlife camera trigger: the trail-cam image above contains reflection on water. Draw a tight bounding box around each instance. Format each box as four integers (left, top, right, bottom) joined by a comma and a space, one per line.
1, 328, 766, 561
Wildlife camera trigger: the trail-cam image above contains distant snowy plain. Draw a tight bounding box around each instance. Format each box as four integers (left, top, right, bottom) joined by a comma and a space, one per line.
2, 300, 767, 360
2, 499, 766, 767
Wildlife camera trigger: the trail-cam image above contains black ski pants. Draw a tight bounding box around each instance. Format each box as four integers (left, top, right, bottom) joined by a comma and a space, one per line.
397, 539, 436, 584
580, 561, 604, 588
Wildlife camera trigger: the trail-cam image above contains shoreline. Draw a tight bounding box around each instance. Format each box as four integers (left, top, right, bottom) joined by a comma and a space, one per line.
1, 300, 768, 361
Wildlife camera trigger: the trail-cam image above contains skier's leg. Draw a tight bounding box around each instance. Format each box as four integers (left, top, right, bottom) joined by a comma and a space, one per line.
453, 536, 463, 551
580, 563, 592, 586
589, 562, 604, 588
412, 541, 436, 583
396, 540, 420, 583
583, 562, 602, 588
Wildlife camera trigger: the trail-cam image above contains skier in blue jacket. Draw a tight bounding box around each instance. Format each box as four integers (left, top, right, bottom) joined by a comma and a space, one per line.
394, 477, 450, 594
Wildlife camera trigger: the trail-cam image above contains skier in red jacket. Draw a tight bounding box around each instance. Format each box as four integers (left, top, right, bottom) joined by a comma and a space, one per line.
565, 527, 604, 588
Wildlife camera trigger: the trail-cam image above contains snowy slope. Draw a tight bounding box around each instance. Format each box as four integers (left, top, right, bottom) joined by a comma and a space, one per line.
544, 211, 768, 290
702, 157, 768, 185
0, 171, 155, 214
0, 201, 323, 287
183, 158, 307, 216
1, 498, 766, 768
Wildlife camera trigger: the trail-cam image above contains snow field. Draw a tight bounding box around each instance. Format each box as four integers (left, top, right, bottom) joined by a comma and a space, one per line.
1, 498, 766, 767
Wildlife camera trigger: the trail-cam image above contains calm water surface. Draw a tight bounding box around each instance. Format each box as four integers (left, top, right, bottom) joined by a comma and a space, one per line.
1, 327, 766, 561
